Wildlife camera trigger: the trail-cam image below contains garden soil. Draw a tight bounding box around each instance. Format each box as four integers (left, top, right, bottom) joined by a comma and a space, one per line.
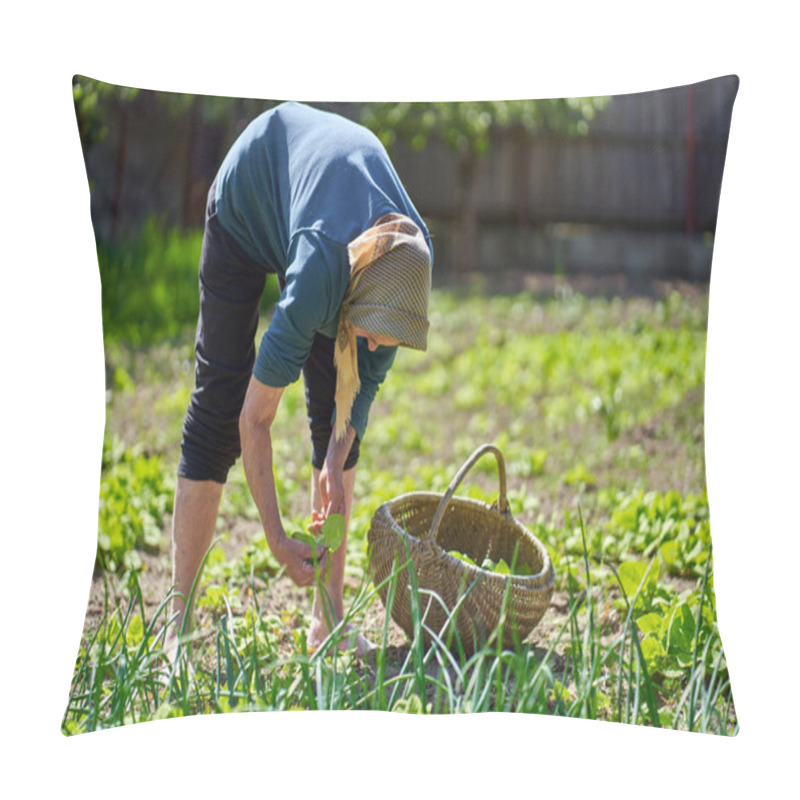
78, 277, 708, 686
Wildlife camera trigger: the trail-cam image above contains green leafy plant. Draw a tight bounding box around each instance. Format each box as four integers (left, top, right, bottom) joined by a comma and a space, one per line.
70, 285, 734, 735
571, 489, 712, 578
615, 558, 722, 684
97, 437, 173, 572
289, 513, 346, 552
448, 550, 533, 576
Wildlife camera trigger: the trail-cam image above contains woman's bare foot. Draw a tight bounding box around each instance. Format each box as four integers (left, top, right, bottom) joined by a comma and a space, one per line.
307, 619, 375, 657
155, 627, 195, 687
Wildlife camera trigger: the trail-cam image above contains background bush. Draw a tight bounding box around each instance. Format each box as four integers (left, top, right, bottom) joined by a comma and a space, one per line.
97, 221, 281, 346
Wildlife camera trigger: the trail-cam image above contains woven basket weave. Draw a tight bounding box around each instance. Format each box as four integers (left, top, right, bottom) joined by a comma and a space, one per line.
368, 444, 555, 655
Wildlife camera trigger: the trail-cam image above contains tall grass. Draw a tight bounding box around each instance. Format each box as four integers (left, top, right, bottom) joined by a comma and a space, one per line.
63, 526, 736, 735
70, 282, 730, 734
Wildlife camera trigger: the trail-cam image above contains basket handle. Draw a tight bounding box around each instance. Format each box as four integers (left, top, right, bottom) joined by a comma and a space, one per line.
426, 444, 508, 542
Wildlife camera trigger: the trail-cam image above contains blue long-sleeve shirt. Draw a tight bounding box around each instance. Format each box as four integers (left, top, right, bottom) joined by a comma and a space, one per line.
213, 102, 433, 440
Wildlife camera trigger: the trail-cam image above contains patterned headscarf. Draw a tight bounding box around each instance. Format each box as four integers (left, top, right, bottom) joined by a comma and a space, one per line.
334, 213, 431, 440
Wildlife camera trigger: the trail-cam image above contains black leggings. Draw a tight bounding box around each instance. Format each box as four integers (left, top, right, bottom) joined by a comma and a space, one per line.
178, 183, 359, 483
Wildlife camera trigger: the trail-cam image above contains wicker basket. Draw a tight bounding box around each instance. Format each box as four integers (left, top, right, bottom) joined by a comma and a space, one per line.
368, 444, 555, 655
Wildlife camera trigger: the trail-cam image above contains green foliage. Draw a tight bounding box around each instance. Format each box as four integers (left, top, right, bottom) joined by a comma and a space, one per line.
317, 514, 345, 550
72, 283, 734, 735
67, 488, 733, 734
362, 289, 707, 514
562, 464, 598, 488
618, 559, 662, 613
97, 220, 281, 346
359, 98, 610, 271
72, 75, 140, 149
448, 550, 533, 576
568, 489, 712, 578
360, 98, 611, 156
72, 74, 276, 152
288, 513, 346, 552
96, 221, 202, 346
201, 535, 281, 589
145, 91, 276, 126
392, 694, 426, 713
97, 436, 174, 572
616, 558, 721, 683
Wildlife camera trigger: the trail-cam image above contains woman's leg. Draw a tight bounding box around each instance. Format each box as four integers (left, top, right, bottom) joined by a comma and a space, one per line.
302, 335, 372, 654
170, 183, 267, 654
308, 465, 355, 637
167, 477, 224, 656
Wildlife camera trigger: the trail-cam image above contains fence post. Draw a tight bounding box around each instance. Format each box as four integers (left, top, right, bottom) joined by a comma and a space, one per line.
686, 84, 696, 235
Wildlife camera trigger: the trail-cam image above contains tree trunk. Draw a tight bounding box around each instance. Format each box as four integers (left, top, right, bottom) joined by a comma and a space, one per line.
455, 152, 481, 274
182, 96, 200, 230
110, 106, 128, 241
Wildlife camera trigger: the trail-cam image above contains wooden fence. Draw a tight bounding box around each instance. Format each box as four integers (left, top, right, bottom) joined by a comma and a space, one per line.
78, 76, 738, 282
385, 76, 736, 234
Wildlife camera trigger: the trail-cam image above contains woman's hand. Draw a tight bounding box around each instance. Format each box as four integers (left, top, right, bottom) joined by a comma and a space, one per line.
320, 424, 357, 519
240, 377, 329, 588
319, 460, 347, 519
273, 532, 327, 587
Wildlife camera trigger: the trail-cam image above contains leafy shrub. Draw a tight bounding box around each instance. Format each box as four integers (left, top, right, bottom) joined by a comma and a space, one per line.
97, 437, 174, 572
616, 558, 722, 683
97, 220, 280, 346
566, 489, 712, 578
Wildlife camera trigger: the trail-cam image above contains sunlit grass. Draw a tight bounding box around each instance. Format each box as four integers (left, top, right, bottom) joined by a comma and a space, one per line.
64, 521, 735, 734
67, 284, 734, 735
